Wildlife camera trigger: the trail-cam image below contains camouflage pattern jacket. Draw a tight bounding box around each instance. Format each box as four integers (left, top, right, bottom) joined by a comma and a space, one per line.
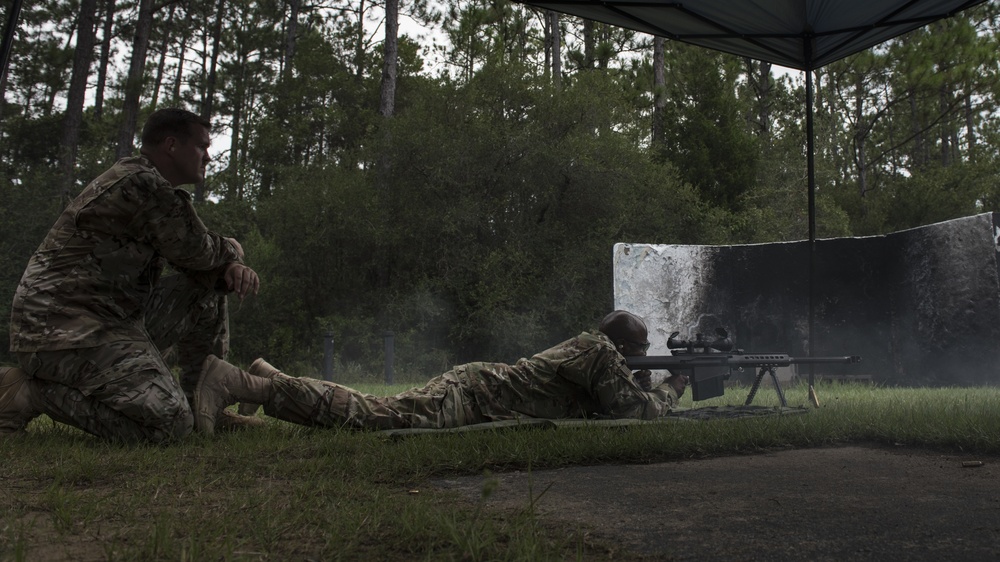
461, 331, 680, 420
9, 156, 242, 352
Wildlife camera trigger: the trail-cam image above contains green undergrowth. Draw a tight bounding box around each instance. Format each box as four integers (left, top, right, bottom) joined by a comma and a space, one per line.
2, 383, 999, 561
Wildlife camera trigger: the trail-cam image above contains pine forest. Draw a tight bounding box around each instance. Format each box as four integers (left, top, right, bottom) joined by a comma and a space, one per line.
2, 0, 999, 378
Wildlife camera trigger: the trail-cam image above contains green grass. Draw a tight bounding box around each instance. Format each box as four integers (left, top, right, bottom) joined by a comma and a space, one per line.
2, 382, 1000, 561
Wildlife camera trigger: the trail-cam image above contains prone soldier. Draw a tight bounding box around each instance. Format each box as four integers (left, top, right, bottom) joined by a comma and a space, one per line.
192, 310, 690, 433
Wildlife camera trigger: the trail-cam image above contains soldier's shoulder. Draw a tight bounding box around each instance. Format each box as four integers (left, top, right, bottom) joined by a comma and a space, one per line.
578, 332, 624, 367
537, 332, 615, 359
112, 156, 155, 176
115, 158, 191, 200
97, 157, 163, 193
577, 331, 615, 350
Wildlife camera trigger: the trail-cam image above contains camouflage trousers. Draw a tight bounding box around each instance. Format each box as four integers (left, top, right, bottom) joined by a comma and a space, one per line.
264, 365, 515, 430
17, 274, 229, 443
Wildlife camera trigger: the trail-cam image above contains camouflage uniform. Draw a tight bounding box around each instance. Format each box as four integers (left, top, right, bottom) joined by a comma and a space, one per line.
9, 156, 241, 442
263, 331, 679, 430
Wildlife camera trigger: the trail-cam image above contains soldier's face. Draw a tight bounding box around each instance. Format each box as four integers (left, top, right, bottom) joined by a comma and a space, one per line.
170, 124, 211, 185
620, 326, 651, 356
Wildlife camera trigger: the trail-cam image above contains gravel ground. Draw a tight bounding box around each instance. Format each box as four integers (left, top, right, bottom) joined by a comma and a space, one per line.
432, 445, 1000, 560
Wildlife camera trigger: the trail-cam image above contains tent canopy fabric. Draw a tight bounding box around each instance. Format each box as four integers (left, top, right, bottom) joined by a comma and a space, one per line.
520, 0, 987, 70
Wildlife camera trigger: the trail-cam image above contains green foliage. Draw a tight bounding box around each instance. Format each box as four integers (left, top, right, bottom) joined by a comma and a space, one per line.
868, 160, 994, 233
227, 164, 378, 368
3, 1, 1000, 372
1, 113, 63, 171
656, 44, 760, 213
816, 3, 1000, 235
365, 66, 717, 364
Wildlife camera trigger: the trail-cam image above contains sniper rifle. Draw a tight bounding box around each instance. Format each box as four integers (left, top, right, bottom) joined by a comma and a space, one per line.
625, 328, 861, 406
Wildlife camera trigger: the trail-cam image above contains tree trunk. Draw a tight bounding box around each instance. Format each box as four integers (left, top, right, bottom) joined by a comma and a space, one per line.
583, 19, 594, 69
150, 2, 178, 108
854, 74, 868, 201
115, 0, 156, 160
93, 0, 115, 120
283, 0, 301, 79
651, 36, 665, 148
543, 11, 550, 77
909, 88, 925, 170
201, 0, 224, 119
939, 84, 950, 167
195, 0, 226, 203
598, 24, 609, 69
59, 0, 99, 200
550, 11, 561, 89
172, 8, 192, 103
226, 42, 248, 200
43, 29, 74, 117
376, 0, 400, 312
354, 0, 366, 81
0, 0, 25, 121
379, 0, 398, 119
229, 100, 242, 199
285, 0, 305, 165
746, 59, 772, 139
965, 91, 976, 161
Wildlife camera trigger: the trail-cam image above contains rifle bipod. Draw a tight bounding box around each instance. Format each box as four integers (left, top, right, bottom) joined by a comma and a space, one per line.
744, 366, 787, 407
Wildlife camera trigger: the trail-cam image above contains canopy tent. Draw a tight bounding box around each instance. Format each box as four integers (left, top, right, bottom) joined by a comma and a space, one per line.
517, 0, 986, 71
0, 0, 24, 87
516, 0, 989, 383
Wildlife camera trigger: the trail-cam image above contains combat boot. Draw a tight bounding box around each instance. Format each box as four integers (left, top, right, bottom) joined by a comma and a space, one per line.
194, 356, 273, 436
249, 357, 284, 380
237, 357, 285, 415
0, 366, 40, 436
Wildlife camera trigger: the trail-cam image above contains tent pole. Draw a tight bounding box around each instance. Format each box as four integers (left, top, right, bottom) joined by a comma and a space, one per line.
0, 0, 23, 88
805, 50, 816, 387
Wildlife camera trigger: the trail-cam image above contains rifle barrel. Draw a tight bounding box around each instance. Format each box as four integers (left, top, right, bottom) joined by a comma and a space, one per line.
626, 354, 861, 370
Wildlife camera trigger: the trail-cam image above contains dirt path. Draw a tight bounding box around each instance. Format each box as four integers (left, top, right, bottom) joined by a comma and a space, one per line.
432, 446, 1000, 560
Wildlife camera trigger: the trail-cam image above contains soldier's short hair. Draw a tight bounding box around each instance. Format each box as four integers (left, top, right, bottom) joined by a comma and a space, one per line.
140, 108, 211, 147
599, 310, 646, 346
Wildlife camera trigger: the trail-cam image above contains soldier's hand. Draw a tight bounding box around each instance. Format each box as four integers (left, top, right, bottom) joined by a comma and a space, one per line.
666, 373, 689, 398
633, 369, 653, 391
224, 262, 260, 300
